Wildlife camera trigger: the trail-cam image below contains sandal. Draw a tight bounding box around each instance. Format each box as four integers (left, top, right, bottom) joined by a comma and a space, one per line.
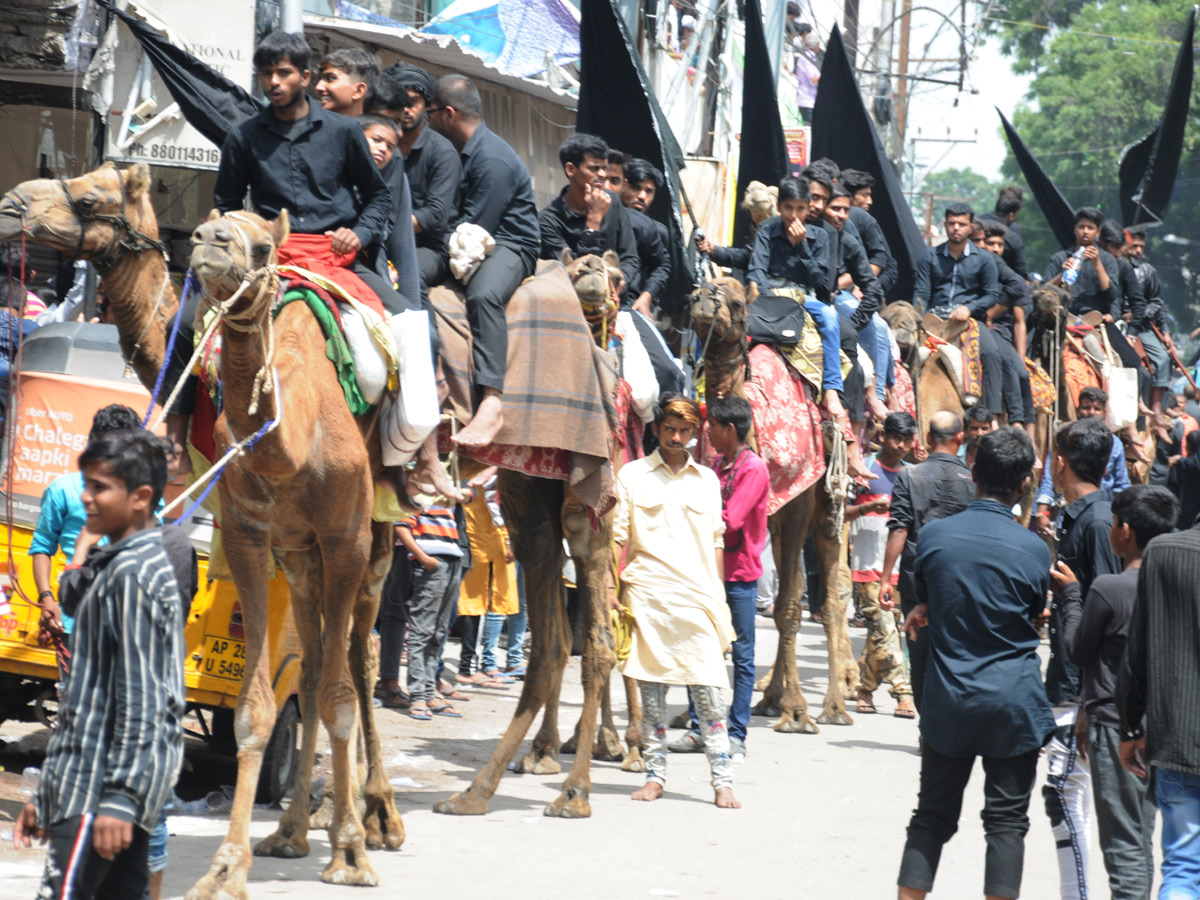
482, 669, 515, 684
429, 702, 463, 718
409, 705, 432, 721
505, 665, 527, 679
374, 686, 411, 709
436, 688, 471, 702
856, 691, 877, 714
894, 697, 917, 719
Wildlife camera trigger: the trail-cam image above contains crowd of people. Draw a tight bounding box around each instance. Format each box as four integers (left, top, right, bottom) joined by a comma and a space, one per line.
5, 23, 1200, 900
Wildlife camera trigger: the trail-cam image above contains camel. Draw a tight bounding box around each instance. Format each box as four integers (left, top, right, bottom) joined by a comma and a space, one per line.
0, 168, 403, 896
879, 300, 963, 441
690, 278, 856, 733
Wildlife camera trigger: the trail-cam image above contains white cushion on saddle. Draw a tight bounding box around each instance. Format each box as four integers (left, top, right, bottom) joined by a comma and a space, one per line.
339, 305, 389, 405
1107, 366, 1139, 430
381, 310, 440, 466
449, 223, 495, 284
857, 342, 876, 388
614, 310, 660, 423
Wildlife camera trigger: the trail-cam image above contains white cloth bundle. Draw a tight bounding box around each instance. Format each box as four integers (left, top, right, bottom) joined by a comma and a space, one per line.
449, 223, 495, 284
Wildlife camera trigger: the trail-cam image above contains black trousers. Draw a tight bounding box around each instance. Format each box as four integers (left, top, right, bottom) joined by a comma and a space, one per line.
417, 245, 449, 294
352, 259, 414, 315
839, 316, 866, 421
457, 613, 481, 675
993, 333, 1035, 423
976, 324, 1006, 420
899, 743, 1040, 898
464, 246, 535, 393
39, 814, 151, 900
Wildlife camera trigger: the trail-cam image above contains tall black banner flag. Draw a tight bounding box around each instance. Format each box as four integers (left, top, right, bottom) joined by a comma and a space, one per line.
811, 24, 925, 300
577, 0, 693, 312
732, 0, 789, 251
95, 0, 262, 147
997, 109, 1076, 251
1119, 7, 1195, 225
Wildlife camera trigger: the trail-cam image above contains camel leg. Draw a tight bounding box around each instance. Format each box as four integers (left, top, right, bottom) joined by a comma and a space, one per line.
545, 501, 615, 818
434, 474, 569, 815
315, 523, 378, 886
816, 510, 855, 727
187, 511, 281, 900
560, 704, 583, 756
620, 674, 645, 771
351, 522, 405, 851
594, 679, 625, 761
513, 677, 564, 775
253, 549, 324, 860
753, 494, 819, 734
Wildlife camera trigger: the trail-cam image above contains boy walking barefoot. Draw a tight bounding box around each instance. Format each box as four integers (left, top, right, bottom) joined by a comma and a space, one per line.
14, 430, 185, 900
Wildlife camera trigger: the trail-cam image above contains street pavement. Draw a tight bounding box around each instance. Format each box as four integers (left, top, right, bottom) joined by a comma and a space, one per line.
0, 614, 1147, 899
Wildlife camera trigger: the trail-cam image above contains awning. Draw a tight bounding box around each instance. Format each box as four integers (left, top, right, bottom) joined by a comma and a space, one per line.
304, 13, 577, 108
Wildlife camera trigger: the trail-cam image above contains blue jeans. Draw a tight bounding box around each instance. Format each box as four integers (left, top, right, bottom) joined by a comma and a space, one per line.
834, 290, 891, 400
481, 563, 528, 670
686, 580, 757, 743
805, 298, 844, 392
724, 581, 758, 742
1156, 767, 1200, 899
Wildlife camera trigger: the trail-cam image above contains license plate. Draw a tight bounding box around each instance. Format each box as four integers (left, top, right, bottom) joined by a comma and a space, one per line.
201, 635, 246, 681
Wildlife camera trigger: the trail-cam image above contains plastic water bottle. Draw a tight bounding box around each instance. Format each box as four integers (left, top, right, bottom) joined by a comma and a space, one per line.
1062, 247, 1086, 286
17, 767, 40, 797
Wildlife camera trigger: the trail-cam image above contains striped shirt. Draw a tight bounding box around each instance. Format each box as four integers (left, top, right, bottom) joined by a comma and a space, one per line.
399, 506, 463, 559
35, 529, 185, 832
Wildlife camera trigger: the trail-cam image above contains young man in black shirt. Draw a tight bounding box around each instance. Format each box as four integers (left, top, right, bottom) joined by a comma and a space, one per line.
618, 157, 671, 316
978, 186, 1028, 279
1044, 207, 1121, 320
1126, 225, 1173, 413
977, 220, 1036, 437
378, 62, 463, 294
1055, 484, 1178, 900
213, 33, 407, 315
428, 74, 540, 449
913, 204, 1016, 428
538, 134, 640, 295
839, 168, 898, 297
1044, 417, 1123, 900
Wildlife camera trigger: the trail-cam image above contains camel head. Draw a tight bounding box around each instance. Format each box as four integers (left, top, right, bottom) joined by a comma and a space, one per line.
880, 300, 922, 356
0, 162, 159, 272
190, 209, 289, 308
561, 248, 622, 344
1031, 283, 1070, 327
689, 276, 748, 348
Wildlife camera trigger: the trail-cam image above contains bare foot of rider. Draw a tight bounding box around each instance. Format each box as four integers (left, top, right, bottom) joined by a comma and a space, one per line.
631, 781, 663, 802
715, 787, 741, 808
866, 392, 890, 421
409, 433, 464, 502
453, 389, 504, 449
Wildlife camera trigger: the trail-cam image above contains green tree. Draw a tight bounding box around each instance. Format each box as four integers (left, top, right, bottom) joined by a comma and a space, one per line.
916, 167, 1003, 215
985, 0, 1200, 326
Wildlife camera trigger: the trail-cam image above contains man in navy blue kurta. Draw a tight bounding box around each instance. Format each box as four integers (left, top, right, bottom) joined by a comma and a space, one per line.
897, 427, 1055, 900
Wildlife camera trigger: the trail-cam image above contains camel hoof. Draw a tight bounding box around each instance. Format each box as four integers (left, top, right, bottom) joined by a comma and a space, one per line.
593, 737, 625, 762
186, 843, 251, 900
752, 675, 772, 693
513, 750, 561, 776
620, 749, 645, 773
544, 786, 592, 819
363, 800, 405, 851
774, 715, 819, 735
559, 736, 579, 755
322, 850, 379, 887
432, 790, 489, 816
752, 700, 781, 718
816, 709, 854, 727
668, 711, 691, 729
253, 828, 309, 859
310, 794, 336, 830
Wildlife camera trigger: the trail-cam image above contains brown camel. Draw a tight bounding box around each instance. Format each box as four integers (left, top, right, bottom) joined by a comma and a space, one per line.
0, 167, 403, 895
879, 301, 963, 440
429, 248, 643, 817
690, 278, 856, 732
186, 209, 404, 895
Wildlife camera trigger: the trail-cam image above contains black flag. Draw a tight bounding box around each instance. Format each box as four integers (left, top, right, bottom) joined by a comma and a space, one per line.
997, 109, 1076, 251
732, 0, 789, 251
1120, 7, 1196, 225
811, 24, 925, 300
577, 0, 693, 312
95, 0, 262, 148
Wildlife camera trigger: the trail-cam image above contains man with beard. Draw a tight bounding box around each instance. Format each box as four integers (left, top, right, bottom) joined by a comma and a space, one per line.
378, 62, 463, 293
618, 157, 671, 316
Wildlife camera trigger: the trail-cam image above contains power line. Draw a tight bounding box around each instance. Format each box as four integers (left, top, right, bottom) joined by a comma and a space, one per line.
984, 15, 1198, 50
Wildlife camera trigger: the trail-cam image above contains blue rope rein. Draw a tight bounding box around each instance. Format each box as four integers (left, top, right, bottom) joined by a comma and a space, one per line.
170, 415, 277, 525
143, 270, 193, 428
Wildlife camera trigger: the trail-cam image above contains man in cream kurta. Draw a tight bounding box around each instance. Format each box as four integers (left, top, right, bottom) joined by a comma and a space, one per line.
615, 395, 739, 808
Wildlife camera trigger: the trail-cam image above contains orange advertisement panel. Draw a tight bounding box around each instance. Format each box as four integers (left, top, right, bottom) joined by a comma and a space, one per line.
2, 371, 157, 526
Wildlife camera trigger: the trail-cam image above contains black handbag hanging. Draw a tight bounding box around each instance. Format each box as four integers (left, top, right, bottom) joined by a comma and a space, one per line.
747, 294, 807, 345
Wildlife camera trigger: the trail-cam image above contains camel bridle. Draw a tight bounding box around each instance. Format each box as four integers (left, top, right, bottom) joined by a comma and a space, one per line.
53, 168, 167, 274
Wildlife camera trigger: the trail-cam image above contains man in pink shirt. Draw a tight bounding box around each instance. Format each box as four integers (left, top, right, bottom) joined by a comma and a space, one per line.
672, 396, 769, 763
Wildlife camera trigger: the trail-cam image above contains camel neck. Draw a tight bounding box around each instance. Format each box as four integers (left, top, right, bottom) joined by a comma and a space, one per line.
704, 335, 747, 397
105, 248, 175, 389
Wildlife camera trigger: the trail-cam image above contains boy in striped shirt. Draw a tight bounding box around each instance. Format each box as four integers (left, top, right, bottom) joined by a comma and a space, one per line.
14, 430, 184, 900
398, 503, 467, 719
